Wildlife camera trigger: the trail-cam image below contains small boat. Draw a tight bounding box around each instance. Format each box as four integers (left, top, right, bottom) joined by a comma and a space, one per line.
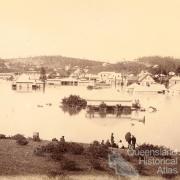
37, 105, 44, 108
148, 106, 157, 112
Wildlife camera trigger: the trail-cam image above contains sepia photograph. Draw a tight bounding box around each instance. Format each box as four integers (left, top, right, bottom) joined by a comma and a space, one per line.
0, 0, 180, 179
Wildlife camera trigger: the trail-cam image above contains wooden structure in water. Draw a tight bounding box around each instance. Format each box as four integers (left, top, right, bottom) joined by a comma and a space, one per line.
86, 99, 138, 118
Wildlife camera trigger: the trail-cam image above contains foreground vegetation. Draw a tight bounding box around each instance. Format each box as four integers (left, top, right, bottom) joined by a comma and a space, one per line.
0, 134, 179, 179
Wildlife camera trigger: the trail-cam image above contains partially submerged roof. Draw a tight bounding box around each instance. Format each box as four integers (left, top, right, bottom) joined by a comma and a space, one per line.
87, 99, 132, 106
16, 74, 34, 83
170, 83, 180, 90
85, 88, 132, 106
127, 83, 166, 92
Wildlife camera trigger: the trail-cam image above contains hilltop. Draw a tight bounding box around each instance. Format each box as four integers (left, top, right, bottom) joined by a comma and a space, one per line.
1, 55, 180, 75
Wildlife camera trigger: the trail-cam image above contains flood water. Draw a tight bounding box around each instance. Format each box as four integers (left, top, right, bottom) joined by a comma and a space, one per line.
0, 80, 180, 151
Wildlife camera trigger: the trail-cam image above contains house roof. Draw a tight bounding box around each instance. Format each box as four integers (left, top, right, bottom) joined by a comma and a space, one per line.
170, 83, 180, 90
16, 74, 34, 83
169, 76, 180, 81
127, 76, 138, 81
127, 83, 166, 92
138, 74, 154, 82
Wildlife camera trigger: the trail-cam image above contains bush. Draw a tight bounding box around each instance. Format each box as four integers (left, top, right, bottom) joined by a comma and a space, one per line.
34, 142, 84, 155
0, 134, 6, 139
62, 159, 80, 171
12, 134, 28, 145
67, 142, 84, 155
62, 95, 87, 108
52, 138, 58, 142
61, 95, 87, 115
162, 173, 177, 179
87, 141, 109, 159
136, 143, 173, 158
12, 134, 25, 140
16, 137, 29, 145
90, 159, 104, 171
34, 146, 44, 156
51, 152, 64, 161
40, 142, 66, 153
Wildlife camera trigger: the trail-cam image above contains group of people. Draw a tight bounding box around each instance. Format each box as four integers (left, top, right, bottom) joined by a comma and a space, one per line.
100, 132, 137, 149
125, 132, 137, 149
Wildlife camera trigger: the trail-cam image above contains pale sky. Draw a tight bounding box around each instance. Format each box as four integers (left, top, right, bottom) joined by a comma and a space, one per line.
0, 0, 180, 62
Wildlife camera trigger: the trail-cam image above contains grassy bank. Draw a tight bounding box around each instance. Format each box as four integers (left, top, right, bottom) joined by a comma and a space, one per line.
0, 175, 180, 180
0, 139, 112, 176
0, 138, 179, 179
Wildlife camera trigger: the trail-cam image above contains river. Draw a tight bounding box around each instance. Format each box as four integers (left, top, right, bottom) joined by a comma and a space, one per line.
0, 80, 179, 151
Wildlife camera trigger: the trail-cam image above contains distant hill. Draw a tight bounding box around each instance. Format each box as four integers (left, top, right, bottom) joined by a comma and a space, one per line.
137, 56, 180, 74
2, 55, 147, 74
5, 55, 104, 68
1, 55, 180, 75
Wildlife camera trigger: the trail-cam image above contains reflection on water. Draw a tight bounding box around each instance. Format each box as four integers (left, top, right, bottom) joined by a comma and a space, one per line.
61, 105, 82, 116
0, 81, 180, 151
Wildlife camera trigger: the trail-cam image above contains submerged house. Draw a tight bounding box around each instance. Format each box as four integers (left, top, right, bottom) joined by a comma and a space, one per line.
169, 83, 180, 94
138, 72, 155, 86
127, 83, 166, 93
169, 76, 180, 87
0, 73, 14, 80
60, 77, 78, 86
78, 78, 95, 86
12, 74, 43, 91
127, 76, 138, 86
97, 72, 126, 86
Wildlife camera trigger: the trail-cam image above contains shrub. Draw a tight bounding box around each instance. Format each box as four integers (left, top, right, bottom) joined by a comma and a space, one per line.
41, 142, 66, 153
87, 141, 109, 159
90, 159, 104, 171
62, 159, 80, 171
12, 134, 28, 145
0, 134, 6, 139
12, 134, 25, 140
16, 137, 29, 145
51, 152, 64, 161
34, 141, 84, 155
52, 138, 58, 142
67, 142, 84, 155
121, 153, 131, 162
162, 173, 177, 179
34, 146, 44, 156
62, 95, 87, 109
61, 95, 87, 115
135, 164, 145, 175
135, 143, 173, 158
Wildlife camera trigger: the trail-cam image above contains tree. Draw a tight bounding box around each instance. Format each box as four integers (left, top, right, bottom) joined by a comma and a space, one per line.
176, 66, 180, 75
39, 67, 47, 82
39, 67, 47, 92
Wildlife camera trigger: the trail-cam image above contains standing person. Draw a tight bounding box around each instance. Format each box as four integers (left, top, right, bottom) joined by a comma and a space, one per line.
101, 140, 105, 145
111, 133, 115, 146
60, 136, 65, 143
105, 139, 111, 147
125, 132, 132, 149
131, 135, 136, 149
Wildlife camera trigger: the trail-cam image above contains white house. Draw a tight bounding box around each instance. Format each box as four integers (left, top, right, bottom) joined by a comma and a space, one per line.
169, 76, 180, 87
78, 78, 95, 86
98, 72, 125, 86
138, 73, 155, 86
12, 74, 43, 91
98, 72, 115, 82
